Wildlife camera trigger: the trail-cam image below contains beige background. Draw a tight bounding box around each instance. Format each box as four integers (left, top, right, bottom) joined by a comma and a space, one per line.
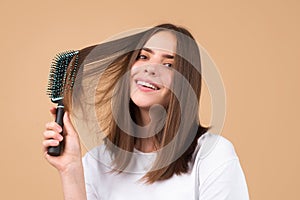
0, 0, 299, 199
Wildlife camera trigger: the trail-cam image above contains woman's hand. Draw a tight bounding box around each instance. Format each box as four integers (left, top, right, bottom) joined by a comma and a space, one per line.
43, 107, 82, 174
43, 107, 87, 199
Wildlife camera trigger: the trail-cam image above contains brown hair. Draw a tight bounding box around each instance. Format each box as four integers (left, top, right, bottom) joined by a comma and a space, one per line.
68, 23, 208, 183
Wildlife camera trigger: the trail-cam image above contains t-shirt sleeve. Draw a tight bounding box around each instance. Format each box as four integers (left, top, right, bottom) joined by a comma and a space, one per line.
196, 134, 249, 200
82, 153, 100, 200
85, 182, 98, 200
198, 159, 249, 200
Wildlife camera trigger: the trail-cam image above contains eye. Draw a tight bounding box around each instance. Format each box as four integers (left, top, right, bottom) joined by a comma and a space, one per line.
163, 63, 173, 68
136, 54, 148, 60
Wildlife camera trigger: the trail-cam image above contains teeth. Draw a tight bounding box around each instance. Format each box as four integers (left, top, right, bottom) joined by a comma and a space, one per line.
137, 81, 158, 90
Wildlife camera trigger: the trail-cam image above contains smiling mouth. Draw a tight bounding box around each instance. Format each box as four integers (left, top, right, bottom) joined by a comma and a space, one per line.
136, 80, 160, 90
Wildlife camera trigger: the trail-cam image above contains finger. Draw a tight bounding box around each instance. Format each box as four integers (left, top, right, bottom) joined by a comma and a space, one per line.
43, 130, 63, 141
63, 112, 77, 137
42, 139, 60, 149
49, 107, 57, 119
45, 122, 62, 133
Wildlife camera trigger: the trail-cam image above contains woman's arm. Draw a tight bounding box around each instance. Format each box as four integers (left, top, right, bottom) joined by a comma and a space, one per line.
43, 108, 87, 200
59, 161, 86, 200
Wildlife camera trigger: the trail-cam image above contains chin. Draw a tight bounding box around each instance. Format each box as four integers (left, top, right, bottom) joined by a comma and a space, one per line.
130, 86, 171, 109
131, 97, 157, 109
131, 96, 169, 110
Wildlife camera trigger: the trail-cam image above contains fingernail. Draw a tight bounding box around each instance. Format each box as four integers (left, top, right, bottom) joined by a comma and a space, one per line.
57, 127, 62, 132
58, 135, 63, 141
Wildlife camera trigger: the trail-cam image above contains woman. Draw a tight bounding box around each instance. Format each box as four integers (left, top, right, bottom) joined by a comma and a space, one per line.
43, 23, 249, 199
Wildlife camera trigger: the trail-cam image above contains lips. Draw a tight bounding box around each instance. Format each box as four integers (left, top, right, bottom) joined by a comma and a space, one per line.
136, 80, 160, 91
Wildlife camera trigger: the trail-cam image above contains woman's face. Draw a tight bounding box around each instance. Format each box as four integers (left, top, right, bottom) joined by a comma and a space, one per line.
130, 31, 177, 109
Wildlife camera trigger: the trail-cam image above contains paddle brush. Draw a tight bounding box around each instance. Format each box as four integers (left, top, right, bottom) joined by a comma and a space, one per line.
46, 50, 79, 156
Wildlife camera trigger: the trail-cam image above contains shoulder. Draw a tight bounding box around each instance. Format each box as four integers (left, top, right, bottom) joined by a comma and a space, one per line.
194, 132, 240, 180
194, 133, 249, 199
196, 132, 238, 162
82, 144, 113, 170
82, 145, 114, 199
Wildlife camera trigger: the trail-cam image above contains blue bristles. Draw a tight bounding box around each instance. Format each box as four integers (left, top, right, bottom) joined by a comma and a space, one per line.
47, 50, 79, 103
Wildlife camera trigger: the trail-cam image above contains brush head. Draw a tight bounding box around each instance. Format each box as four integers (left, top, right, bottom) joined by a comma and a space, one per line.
47, 50, 79, 103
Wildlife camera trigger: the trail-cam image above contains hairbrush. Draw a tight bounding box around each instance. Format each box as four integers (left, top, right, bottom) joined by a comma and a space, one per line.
47, 50, 79, 156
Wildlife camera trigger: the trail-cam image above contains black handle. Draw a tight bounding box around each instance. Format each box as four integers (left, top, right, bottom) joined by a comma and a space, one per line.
48, 101, 65, 156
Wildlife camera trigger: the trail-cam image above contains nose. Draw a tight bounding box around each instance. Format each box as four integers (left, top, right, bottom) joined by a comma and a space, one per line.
144, 65, 156, 76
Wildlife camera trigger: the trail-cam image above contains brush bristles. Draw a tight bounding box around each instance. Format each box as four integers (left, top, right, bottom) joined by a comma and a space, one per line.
47, 50, 79, 102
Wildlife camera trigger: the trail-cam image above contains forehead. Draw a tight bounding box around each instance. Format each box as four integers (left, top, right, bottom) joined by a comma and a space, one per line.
143, 31, 177, 53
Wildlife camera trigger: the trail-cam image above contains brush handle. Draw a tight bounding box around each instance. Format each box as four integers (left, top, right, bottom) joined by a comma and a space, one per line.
48, 102, 65, 156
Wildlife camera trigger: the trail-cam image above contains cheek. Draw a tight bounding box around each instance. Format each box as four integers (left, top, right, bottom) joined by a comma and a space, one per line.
130, 64, 139, 88
161, 71, 174, 89
129, 76, 136, 95
130, 62, 144, 79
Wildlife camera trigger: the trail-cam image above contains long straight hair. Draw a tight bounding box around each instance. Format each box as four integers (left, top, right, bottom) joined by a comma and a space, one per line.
66, 23, 208, 183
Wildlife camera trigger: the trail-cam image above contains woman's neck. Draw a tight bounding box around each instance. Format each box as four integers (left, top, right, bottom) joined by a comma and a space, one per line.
135, 137, 158, 153
135, 107, 150, 126
134, 108, 159, 153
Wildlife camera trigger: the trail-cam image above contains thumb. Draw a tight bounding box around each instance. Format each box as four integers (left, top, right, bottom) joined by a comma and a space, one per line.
63, 112, 77, 136
49, 107, 57, 120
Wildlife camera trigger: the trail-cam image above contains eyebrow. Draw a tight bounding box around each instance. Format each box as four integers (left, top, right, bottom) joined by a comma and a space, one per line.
142, 47, 175, 59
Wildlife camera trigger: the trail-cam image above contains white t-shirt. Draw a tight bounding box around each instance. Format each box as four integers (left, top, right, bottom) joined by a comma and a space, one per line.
82, 133, 249, 200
